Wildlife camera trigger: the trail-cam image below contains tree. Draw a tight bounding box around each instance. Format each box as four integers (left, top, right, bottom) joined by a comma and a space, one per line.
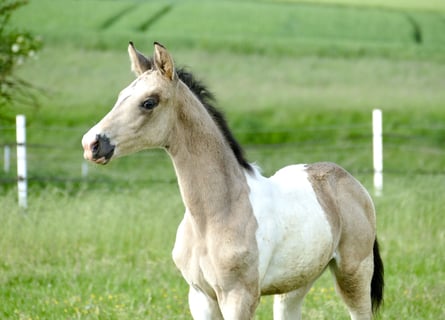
0, 0, 42, 121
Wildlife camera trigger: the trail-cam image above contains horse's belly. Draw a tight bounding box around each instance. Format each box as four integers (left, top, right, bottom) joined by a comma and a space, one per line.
258, 210, 334, 294
259, 232, 333, 294
247, 165, 335, 295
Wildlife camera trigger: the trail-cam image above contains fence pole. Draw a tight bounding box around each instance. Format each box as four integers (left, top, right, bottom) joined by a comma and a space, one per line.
16, 115, 27, 210
81, 160, 88, 178
372, 109, 383, 196
4, 145, 11, 173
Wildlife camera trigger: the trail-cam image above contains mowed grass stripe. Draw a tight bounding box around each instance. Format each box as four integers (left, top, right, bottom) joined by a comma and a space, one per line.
149, 2, 412, 44
277, 0, 445, 12
12, 0, 445, 58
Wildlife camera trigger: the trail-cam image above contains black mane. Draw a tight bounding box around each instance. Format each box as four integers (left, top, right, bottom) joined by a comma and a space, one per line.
176, 68, 252, 172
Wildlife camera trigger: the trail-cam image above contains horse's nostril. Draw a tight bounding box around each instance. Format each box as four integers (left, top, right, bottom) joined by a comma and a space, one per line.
91, 140, 99, 154
91, 134, 115, 162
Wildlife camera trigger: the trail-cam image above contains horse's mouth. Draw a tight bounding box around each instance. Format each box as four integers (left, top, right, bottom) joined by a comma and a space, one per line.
92, 155, 113, 165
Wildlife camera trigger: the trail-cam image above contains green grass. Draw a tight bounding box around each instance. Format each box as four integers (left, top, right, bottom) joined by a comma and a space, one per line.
1, 0, 444, 318
1, 184, 189, 319
11, 0, 445, 59
287, 0, 445, 12
1, 173, 444, 319
3, 46, 444, 179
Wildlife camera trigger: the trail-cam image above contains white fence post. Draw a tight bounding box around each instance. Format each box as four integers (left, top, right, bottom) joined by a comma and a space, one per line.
16, 115, 27, 209
81, 160, 88, 178
4, 145, 11, 173
372, 109, 383, 196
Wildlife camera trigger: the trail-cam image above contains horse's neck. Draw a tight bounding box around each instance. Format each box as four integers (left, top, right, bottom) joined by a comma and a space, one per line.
167, 87, 251, 230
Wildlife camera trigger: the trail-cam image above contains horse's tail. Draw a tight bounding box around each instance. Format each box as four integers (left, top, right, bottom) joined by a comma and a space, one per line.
371, 238, 384, 314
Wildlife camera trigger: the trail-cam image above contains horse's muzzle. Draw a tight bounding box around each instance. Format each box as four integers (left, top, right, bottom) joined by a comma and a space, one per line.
83, 134, 115, 164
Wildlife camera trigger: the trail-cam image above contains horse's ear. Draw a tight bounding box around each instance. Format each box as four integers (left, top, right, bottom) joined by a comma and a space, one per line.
153, 42, 176, 81
128, 41, 152, 76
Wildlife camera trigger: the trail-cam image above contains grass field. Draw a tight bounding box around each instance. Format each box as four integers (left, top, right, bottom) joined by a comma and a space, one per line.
1, 0, 445, 319
2, 174, 444, 319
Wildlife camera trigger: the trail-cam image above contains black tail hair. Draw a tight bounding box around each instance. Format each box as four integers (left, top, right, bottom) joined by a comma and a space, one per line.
371, 238, 384, 314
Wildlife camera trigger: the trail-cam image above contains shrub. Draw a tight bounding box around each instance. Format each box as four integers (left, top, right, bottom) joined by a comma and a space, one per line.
0, 0, 42, 120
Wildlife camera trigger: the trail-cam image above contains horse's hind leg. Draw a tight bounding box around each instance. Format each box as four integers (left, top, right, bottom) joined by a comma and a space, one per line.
330, 253, 374, 320
273, 282, 313, 320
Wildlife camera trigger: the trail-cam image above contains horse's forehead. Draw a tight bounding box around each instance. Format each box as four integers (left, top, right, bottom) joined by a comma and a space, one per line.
128, 73, 157, 91
118, 73, 159, 101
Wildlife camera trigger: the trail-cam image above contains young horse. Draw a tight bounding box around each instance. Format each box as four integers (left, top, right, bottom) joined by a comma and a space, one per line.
82, 42, 384, 320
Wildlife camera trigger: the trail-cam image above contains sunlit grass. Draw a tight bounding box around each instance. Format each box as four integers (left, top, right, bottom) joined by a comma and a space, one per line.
285, 0, 445, 12
1, 169, 444, 319
12, 0, 445, 60
2, 0, 444, 318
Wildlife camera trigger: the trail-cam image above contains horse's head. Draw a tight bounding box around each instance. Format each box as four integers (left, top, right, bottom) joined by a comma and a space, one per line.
82, 42, 178, 164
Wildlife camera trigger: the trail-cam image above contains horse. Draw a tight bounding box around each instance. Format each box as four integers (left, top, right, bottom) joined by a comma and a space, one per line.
82, 42, 384, 320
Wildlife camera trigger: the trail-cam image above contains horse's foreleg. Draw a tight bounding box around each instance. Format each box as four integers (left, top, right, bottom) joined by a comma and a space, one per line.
273, 282, 314, 320
217, 287, 260, 320
188, 286, 223, 320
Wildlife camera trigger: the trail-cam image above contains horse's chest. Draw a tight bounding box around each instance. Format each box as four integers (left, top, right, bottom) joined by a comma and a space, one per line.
172, 214, 201, 278
171, 213, 220, 297
172, 209, 258, 298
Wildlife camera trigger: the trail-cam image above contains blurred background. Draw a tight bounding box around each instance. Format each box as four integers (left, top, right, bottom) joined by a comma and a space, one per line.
1, 0, 444, 319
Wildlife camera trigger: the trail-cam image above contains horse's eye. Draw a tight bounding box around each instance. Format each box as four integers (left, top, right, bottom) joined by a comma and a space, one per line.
140, 96, 159, 110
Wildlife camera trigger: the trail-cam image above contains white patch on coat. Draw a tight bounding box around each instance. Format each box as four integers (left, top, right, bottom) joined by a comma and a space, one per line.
245, 164, 334, 294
